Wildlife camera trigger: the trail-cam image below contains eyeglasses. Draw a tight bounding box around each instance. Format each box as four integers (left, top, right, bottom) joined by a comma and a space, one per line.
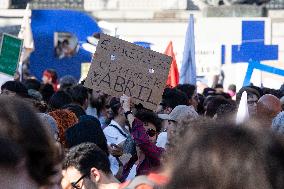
71, 174, 87, 189
146, 129, 157, 137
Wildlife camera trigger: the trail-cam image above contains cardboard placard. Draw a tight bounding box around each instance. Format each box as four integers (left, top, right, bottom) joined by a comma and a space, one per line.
84, 34, 172, 110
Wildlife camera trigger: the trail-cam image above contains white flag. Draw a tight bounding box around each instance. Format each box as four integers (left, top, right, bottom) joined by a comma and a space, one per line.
18, 3, 34, 62
236, 91, 249, 124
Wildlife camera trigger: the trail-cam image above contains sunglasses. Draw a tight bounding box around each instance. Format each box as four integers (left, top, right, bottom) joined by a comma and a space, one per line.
71, 174, 87, 189
146, 129, 157, 137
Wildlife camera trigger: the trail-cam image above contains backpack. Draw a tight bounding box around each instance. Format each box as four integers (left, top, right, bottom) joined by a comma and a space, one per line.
109, 124, 136, 155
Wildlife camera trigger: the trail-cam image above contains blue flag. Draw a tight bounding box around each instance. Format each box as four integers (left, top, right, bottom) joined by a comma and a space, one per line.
179, 14, 196, 85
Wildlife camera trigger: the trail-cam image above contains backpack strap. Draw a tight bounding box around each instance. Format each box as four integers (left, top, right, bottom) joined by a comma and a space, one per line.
109, 124, 128, 138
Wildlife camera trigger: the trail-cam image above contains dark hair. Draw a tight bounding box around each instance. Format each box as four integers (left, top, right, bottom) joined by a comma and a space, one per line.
65, 115, 108, 156
175, 84, 196, 99
196, 93, 205, 115
214, 83, 223, 89
48, 91, 72, 111
205, 96, 232, 118
161, 88, 188, 110
215, 103, 237, 122
1, 81, 28, 97
0, 96, 58, 186
23, 79, 41, 91
202, 87, 216, 97
262, 87, 284, 99
63, 104, 86, 119
228, 84, 236, 92
135, 110, 162, 133
59, 75, 77, 90
90, 93, 109, 117
64, 143, 111, 176
249, 85, 264, 97
109, 97, 121, 117
40, 84, 55, 103
68, 85, 89, 107
166, 121, 284, 189
236, 87, 261, 103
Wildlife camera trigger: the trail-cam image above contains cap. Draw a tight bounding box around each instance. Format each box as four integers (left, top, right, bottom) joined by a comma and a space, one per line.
168, 105, 198, 122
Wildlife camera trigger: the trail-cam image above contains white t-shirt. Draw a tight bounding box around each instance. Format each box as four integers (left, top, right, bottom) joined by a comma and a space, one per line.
126, 164, 137, 181
156, 131, 168, 149
103, 120, 128, 175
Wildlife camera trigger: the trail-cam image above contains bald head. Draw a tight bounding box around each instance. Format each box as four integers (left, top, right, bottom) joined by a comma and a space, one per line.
257, 94, 282, 127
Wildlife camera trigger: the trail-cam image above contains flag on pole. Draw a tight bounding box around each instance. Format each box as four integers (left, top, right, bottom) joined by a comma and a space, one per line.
179, 14, 196, 85
18, 3, 34, 62
164, 41, 179, 88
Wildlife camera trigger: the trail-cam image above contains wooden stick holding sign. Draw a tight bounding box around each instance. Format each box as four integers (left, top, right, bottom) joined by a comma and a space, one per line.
84, 34, 172, 110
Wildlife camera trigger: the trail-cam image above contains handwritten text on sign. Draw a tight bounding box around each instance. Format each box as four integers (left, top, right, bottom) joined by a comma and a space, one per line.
84, 34, 172, 110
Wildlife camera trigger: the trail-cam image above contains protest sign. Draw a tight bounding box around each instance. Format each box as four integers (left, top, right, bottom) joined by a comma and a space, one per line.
0, 34, 23, 76
84, 34, 172, 110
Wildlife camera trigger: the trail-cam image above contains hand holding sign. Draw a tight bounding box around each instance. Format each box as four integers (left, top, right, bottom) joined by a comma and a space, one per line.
84, 34, 172, 110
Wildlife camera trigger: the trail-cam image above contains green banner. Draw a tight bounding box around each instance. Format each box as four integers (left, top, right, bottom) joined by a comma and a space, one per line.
0, 34, 23, 76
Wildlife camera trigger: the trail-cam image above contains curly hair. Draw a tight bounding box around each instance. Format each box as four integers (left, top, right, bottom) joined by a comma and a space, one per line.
64, 143, 111, 176
49, 109, 78, 146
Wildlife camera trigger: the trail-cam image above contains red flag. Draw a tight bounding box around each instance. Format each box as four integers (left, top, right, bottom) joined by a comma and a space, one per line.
164, 41, 179, 88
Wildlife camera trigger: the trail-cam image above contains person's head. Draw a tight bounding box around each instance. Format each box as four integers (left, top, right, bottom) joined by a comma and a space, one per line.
40, 83, 55, 103
175, 84, 198, 110
65, 115, 108, 156
215, 103, 237, 123
49, 109, 78, 146
281, 96, 284, 111
166, 120, 284, 189
214, 83, 224, 93
237, 87, 261, 116
48, 91, 73, 111
68, 85, 89, 110
28, 89, 43, 101
157, 88, 188, 114
161, 105, 199, 140
257, 94, 282, 128
228, 84, 236, 97
37, 113, 59, 141
23, 78, 41, 91
42, 69, 58, 85
109, 97, 126, 122
59, 75, 77, 91
1, 80, 28, 98
204, 96, 232, 118
63, 143, 111, 189
202, 87, 216, 97
272, 111, 284, 135
63, 104, 86, 119
0, 96, 59, 188
62, 39, 69, 47
136, 110, 162, 144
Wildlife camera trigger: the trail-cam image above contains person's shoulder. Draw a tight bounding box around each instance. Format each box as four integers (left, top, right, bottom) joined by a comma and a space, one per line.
103, 125, 121, 135
119, 173, 169, 189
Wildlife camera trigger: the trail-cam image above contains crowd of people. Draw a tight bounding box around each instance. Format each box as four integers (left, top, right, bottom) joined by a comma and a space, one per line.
1, 68, 284, 189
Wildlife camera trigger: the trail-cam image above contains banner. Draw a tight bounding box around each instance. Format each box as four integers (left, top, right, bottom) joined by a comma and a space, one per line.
84, 34, 172, 110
